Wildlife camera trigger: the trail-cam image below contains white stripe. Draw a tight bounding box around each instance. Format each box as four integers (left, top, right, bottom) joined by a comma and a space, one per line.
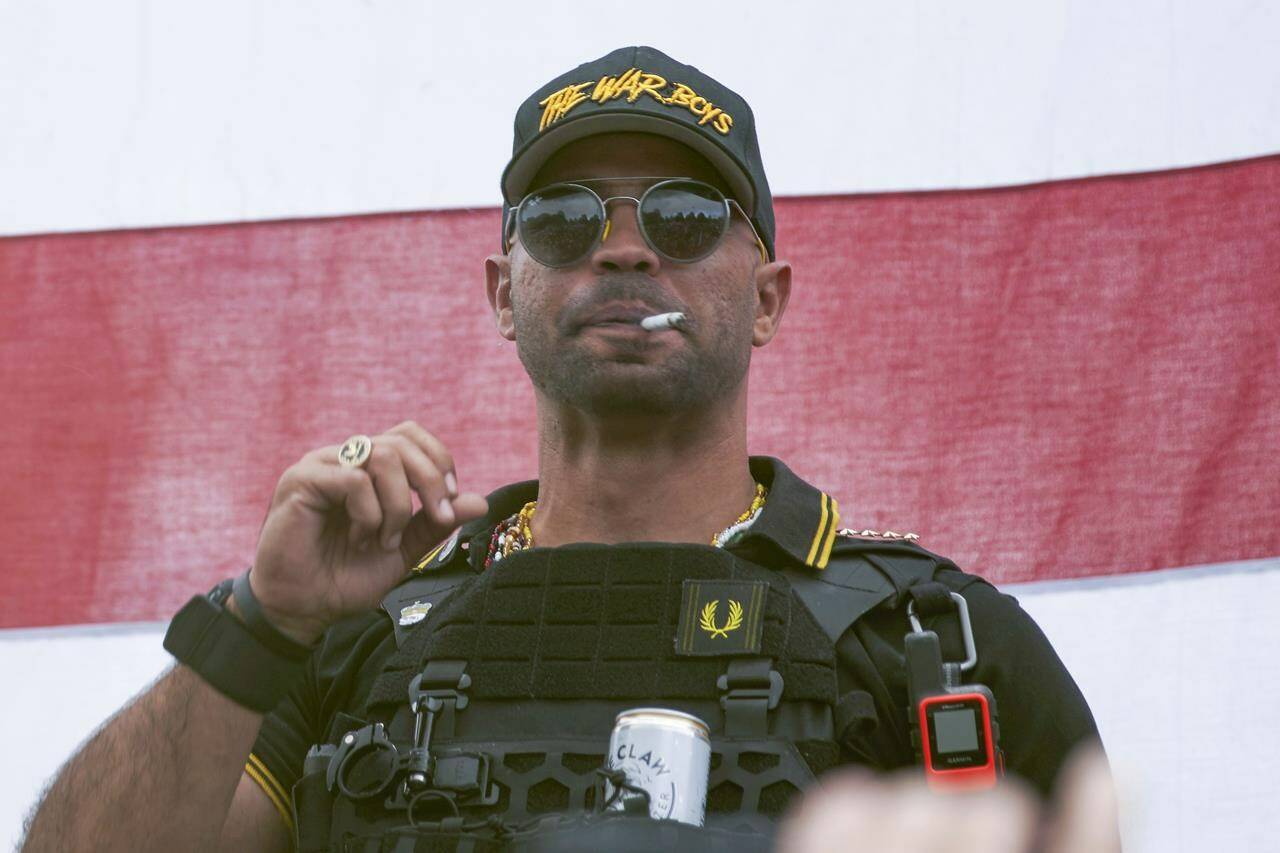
1009, 557, 1280, 853
2, 558, 1277, 850
0, 621, 172, 849
1009, 554, 1280, 595
3, 1, 1278, 236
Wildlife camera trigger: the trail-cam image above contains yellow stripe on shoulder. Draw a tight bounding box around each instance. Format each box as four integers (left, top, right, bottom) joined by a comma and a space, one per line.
805, 492, 832, 567
412, 530, 462, 574
815, 498, 841, 569
412, 540, 448, 574
245, 753, 294, 833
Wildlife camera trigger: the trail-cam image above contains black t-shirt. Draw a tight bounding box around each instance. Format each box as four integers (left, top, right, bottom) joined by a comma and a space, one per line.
247, 457, 1100, 829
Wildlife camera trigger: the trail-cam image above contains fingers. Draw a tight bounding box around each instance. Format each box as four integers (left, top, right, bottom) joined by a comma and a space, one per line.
777, 769, 1038, 853
1043, 745, 1122, 853
776, 771, 880, 853
399, 491, 490, 562
290, 461, 384, 544
383, 422, 460, 524
284, 421, 484, 564
322, 422, 474, 552
388, 421, 458, 498
364, 442, 414, 550
777, 753, 1119, 853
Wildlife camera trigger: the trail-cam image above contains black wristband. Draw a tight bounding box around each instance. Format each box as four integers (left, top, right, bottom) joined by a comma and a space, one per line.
232, 568, 316, 660
163, 581, 311, 712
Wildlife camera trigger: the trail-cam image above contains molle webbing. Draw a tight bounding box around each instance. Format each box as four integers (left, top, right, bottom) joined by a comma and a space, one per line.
363, 543, 837, 714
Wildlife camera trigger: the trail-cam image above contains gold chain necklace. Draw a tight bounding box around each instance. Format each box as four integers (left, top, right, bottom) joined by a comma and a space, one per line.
485, 482, 768, 568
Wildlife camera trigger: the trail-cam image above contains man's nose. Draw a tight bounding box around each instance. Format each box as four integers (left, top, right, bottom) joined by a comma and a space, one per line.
589, 203, 663, 275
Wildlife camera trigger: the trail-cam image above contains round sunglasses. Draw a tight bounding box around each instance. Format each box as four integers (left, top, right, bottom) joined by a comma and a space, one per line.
506, 177, 767, 268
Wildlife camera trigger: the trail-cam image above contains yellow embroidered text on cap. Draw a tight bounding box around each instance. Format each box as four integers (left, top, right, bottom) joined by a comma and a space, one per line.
538, 68, 734, 135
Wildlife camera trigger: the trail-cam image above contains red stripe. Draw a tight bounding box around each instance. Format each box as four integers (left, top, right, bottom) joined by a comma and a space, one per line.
2, 157, 1277, 628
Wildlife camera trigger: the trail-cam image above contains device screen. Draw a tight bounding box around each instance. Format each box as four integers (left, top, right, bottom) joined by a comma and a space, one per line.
933, 708, 979, 753
924, 697, 989, 770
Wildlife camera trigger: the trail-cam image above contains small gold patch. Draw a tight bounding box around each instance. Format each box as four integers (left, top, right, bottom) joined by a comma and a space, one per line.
698, 599, 744, 639
676, 580, 765, 656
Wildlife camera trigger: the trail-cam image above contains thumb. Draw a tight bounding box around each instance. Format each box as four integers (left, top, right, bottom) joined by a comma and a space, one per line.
399, 492, 489, 565
1042, 744, 1122, 853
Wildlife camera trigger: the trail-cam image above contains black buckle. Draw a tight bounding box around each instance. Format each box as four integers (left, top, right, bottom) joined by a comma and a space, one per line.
408, 665, 471, 740
432, 754, 490, 797
717, 669, 784, 709
408, 670, 472, 712
717, 659, 783, 737
404, 664, 471, 792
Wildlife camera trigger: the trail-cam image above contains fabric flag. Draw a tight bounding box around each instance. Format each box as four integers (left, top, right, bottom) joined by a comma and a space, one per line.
3, 155, 1276, 628
3, 5, 1279, 849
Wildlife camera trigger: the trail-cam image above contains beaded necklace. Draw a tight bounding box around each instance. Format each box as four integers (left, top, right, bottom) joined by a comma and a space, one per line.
484, 482, 768, 569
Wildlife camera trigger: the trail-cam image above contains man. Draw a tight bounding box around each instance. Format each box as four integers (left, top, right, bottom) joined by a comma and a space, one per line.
23, 47, 1100, 852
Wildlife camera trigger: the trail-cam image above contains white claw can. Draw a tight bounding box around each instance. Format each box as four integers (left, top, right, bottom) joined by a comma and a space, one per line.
605, 707, 710, 826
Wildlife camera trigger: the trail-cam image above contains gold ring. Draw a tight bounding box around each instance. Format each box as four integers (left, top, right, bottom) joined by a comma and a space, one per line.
337, 434, 373, 468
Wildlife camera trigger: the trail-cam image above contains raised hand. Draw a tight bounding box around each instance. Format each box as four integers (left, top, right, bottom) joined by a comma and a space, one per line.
247, 421, 488, 644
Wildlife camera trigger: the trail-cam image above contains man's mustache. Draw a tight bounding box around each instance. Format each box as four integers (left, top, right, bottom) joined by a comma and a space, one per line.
557, 274, 689, 334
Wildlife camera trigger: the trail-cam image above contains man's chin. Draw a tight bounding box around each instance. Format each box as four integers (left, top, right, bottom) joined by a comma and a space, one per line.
549, 365, 701, 417
520, 339, 731, 416
577, 381, 689, 417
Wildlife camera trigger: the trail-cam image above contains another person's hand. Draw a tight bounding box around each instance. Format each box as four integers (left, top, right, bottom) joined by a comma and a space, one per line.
777, 745, 1120, 853
248, 421, 488, 643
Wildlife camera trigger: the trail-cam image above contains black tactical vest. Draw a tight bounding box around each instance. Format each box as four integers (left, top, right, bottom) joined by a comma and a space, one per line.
292, 538, 951, 852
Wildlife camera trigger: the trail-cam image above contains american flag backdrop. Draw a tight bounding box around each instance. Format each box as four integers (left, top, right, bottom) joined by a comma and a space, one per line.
2, 3, 1278, 850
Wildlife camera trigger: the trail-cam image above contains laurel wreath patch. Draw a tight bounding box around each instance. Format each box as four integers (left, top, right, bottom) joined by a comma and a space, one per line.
698, 599, 744, 639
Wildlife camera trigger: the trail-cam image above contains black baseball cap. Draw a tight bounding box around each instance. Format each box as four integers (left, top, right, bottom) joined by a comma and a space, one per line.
500, 46, 776, 260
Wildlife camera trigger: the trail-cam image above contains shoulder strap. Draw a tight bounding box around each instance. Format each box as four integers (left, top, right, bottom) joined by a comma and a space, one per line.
381, 531, 475, 647
783, 535, 957, 643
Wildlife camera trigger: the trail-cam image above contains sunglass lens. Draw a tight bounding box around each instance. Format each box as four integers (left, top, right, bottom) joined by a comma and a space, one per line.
516, 185, 602, 267
640, 181, 730, 262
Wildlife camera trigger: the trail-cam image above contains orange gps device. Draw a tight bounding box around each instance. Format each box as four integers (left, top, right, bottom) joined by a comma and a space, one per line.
905, 591, 1003, 791
917, 691, 1000, 790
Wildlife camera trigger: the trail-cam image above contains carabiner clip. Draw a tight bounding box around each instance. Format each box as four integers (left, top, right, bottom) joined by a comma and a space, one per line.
907, 591, 978, 673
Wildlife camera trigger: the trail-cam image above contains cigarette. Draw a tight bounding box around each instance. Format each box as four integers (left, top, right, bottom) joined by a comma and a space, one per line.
639, 312, 687, 331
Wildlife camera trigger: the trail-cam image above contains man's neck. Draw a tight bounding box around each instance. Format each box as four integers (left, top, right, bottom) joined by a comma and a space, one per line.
529, 397, 758, 548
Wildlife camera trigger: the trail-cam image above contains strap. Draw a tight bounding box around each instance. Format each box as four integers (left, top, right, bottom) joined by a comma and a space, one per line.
905, 581, 954, 619
290, 768, 334, 853
381, 564, 474, 648
781, 562, 893, 644
162, 585, 308, 712
834, 689, 877, 745
232, 568, 317, 659
717, 658, 782, 737
905, 584, 978, 674
782, 547, 900, 644
785, 541, 956, 644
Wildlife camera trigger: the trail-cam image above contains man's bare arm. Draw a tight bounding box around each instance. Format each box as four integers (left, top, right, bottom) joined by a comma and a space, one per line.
221, 773, 294, 853
23, 422, 485, 851
21, 664, 285, 853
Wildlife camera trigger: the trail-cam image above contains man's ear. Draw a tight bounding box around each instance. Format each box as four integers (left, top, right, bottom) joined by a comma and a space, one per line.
484, 254, 517, 341
752, 259, 792, 346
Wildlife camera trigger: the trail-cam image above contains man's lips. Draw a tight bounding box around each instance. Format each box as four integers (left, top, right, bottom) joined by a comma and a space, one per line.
582, 322, 650, 337
573, 303, 674, 331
